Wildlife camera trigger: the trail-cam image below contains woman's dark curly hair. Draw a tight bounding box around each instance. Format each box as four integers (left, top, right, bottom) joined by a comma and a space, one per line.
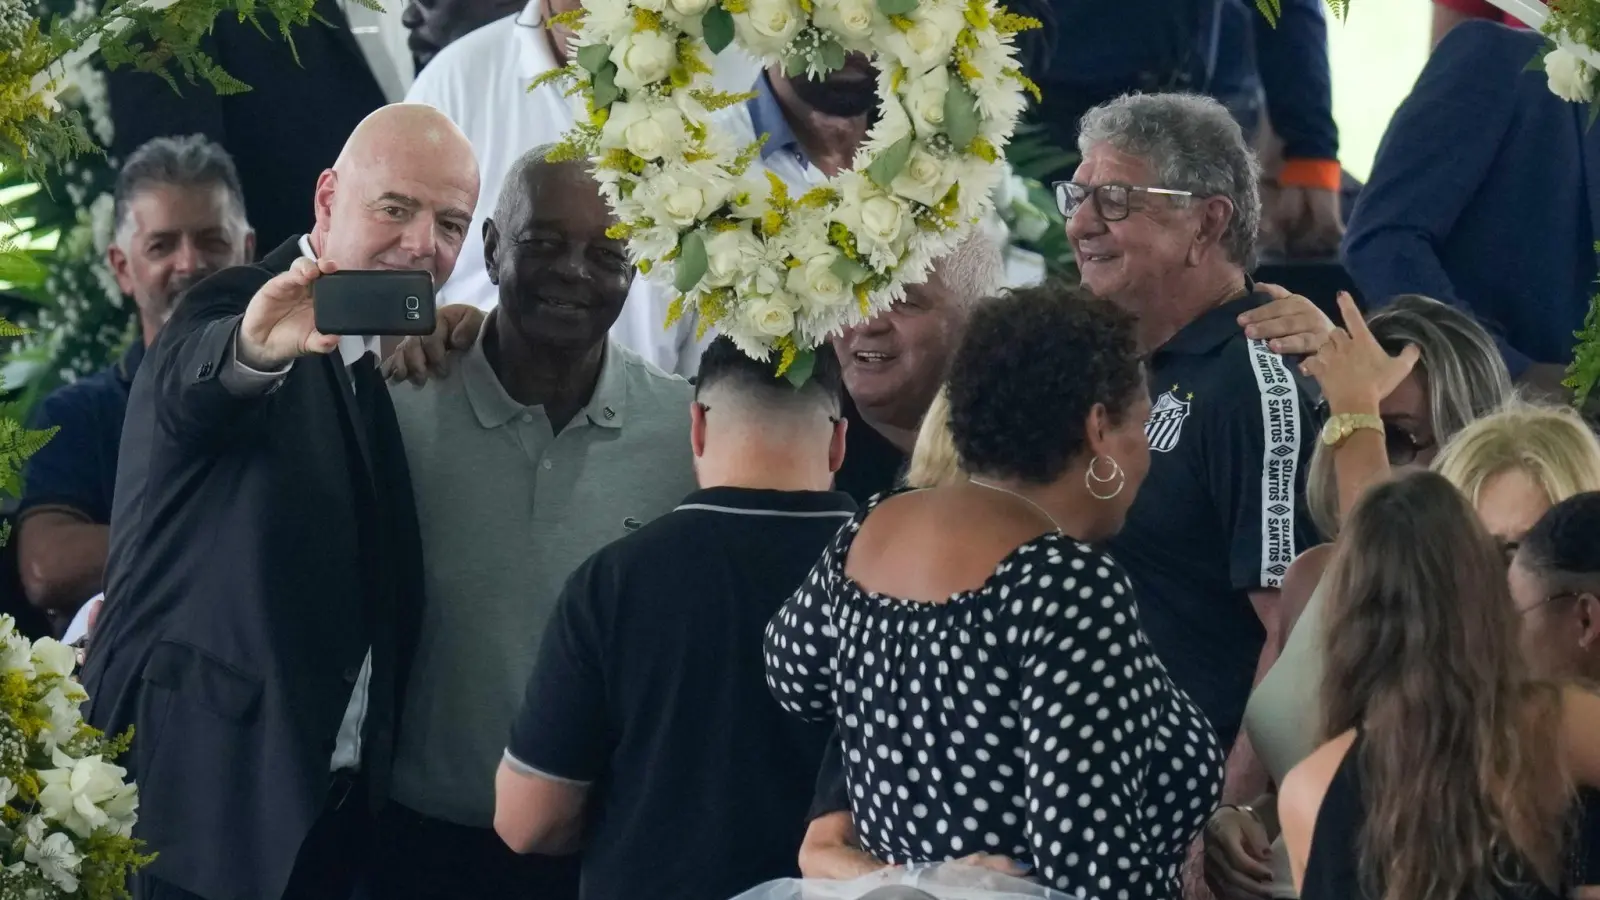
947, 279, 1143, 484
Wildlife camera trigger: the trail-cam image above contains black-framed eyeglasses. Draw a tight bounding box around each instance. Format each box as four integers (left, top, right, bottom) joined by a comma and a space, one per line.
1383, 421, 1436, 467
1052, 181, 1195, 221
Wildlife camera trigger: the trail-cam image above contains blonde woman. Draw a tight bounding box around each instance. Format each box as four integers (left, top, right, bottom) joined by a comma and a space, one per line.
902, 387, 965, 490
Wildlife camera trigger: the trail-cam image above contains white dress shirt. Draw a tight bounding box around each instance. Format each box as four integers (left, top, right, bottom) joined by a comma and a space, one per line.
404, 0, 761, 377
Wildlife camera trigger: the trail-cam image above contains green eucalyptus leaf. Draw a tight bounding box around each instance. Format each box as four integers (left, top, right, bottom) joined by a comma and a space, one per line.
674, 231, 709, 293
703, 6, 734, 54
592, 63, 621, 110
877, 0, 916, 15
943, 78, 980, 150
818, 39, 846, 73
783, 348, 817, 387
577, 42, 612, 73
784, 52, 809, 77
829, 253, 871, 285
864, 134, 914, 189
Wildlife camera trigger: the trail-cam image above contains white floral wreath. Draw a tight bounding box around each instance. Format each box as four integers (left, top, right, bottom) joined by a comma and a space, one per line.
536, 0, 1039, 379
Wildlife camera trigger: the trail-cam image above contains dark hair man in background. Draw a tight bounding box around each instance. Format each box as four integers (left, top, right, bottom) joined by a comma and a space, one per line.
494, 335, 851, 900
18, 134, 253, 628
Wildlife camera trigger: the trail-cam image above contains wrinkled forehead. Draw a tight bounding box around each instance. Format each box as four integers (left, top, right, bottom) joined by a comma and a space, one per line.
517, 163, 616, 231
123, 182, 246, 234
349, 152, 478, 212
1072, 143, 1158, 187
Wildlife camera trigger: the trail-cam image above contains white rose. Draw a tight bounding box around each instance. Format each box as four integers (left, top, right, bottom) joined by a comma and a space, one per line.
634, 0, 667, 10
813, 0, 875, 43
899, 66, 949, 140
882, 4, 962, 70
786, 252, 852, 310
734, 0, 802, 52
38, 750, 139, 839
610, 30, 676, 91
1546, 44, 1595, 104
703, 225, 764, 287
667, 0, 712, 16
745, 296, 797, 337
600, 101, 686, 161
831, 175, 913, 254
856, 194, 908, 245
31, 637, 75, 679
890, 147, 954, 208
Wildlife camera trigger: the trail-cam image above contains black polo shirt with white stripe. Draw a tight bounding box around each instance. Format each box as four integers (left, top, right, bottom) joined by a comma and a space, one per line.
1107, 289, 1321, 750
505, 486, 856, 900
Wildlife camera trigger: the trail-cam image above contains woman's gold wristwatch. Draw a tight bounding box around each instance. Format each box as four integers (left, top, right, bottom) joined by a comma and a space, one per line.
1320, 413, 1383, 448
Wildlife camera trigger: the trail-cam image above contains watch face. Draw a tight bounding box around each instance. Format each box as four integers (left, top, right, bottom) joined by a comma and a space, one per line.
1321, 418, 1342, 445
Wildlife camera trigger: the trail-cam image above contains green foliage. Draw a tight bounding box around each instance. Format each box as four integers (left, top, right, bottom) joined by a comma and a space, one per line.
1566, 242, 1600, 408
864, 134, 912, 189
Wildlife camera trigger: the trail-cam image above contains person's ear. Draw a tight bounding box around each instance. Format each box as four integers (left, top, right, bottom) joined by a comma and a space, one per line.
1187, 196, 1235, 265
1577, 593, 1600, 651
242, 229, 257, 263
690, 401, 708, 458
828, 415, 848, 475
483, 219, 502, 286
107, 242, 135, 297
312, 169, 337, 235
1084, 402, 1114, 458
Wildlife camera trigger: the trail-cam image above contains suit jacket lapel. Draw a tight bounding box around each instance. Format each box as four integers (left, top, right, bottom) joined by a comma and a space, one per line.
325, 352, 379, 500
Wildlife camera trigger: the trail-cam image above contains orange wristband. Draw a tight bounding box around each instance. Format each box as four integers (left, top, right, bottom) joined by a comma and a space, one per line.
1278, 158, 1342, 192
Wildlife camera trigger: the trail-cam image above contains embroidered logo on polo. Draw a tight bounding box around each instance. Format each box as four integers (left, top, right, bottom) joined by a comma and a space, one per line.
1145, 385, 1193, 453
1246, 339, 1303, 588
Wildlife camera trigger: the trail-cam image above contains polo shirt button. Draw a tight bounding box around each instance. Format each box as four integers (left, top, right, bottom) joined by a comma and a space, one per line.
521, 413, 533, 424
342, 666, 360, 684
542, 459, 553, 470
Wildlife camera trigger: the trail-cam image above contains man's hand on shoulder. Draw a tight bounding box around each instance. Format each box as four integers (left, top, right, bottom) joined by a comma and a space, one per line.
236, 257, 342, 371
381, 304, 485, 385
1238, 283, 1336, 357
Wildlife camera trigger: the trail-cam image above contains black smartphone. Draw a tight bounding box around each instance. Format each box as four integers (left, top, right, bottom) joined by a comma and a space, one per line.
313, 270, 437, 336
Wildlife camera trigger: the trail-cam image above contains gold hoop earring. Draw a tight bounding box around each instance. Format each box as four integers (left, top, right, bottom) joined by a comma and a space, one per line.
1085, 455, 1125, 501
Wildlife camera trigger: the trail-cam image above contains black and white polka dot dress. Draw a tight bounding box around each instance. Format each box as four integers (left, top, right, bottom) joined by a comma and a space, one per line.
764, 495, 1225, 899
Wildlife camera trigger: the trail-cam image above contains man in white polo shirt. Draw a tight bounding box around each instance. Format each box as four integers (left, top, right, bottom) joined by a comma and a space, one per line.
404, 0, 760, 377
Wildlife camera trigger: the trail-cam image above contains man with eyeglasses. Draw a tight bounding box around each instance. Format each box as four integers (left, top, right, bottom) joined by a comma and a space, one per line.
1060, 92, 1324, 778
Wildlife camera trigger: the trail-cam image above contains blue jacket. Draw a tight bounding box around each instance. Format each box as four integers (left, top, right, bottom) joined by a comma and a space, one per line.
1041, 0, 1336, 161
1343, 21, 1597, 376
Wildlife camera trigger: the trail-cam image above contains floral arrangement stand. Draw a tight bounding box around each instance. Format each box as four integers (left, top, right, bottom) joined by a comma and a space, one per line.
0, 620, 145, 897
544, 0, 1040, 381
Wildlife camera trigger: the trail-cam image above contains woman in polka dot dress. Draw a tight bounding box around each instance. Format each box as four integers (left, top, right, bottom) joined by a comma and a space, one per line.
764, 284, 1224, 898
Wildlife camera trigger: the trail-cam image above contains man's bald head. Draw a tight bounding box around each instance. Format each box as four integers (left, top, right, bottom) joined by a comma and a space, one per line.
491, 145, 593, 233
311, 103, 480, 286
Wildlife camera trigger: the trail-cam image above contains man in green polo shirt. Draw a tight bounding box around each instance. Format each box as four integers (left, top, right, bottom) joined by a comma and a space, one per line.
379, 146, 697, 899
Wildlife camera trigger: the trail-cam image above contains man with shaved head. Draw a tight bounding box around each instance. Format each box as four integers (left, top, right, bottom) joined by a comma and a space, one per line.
372, 143, 694, 898
82, 103, 484, 900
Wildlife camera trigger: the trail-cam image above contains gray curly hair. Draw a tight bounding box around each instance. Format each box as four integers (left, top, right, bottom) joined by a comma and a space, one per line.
1077, 93, 1262, 267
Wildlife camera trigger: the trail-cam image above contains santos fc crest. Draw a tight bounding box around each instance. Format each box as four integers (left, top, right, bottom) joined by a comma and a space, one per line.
1146, 387, 1192, 453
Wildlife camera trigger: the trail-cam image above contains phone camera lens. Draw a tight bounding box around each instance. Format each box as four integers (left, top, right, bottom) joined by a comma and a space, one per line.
405, 295, 420, 311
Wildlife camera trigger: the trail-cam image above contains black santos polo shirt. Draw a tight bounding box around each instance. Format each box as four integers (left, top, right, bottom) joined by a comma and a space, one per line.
1107, 289, 1322, 749
505, 486, 856, 900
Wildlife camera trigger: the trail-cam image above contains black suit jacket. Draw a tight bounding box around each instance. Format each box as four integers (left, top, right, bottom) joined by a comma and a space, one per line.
105, 0, 388, 251
83, 237, 424, 900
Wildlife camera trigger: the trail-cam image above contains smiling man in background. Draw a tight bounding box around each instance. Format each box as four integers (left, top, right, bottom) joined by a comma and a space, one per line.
19, 134, 254, 630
